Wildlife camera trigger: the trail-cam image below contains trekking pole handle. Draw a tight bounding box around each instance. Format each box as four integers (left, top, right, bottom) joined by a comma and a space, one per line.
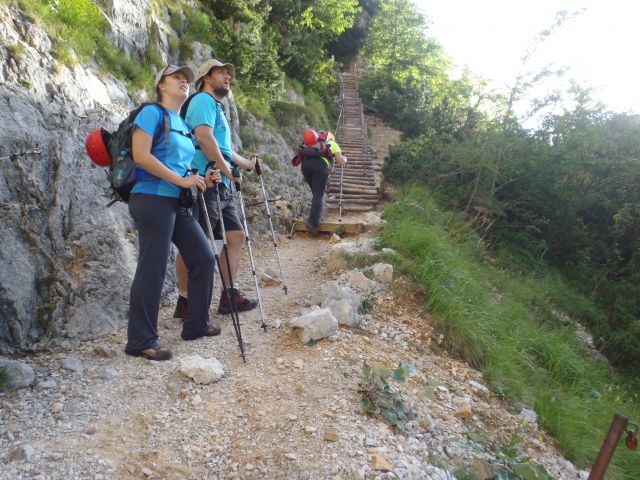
253, 155, 262, 176
231, 166, 241, 192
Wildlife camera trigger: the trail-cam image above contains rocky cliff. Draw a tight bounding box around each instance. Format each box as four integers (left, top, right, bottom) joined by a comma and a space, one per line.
0, 3, 310, 353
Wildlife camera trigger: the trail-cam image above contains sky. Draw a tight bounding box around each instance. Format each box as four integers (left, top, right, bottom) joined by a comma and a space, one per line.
413, 0, 640, 115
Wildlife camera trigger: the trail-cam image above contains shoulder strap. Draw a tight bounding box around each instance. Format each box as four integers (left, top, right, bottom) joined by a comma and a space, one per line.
152, 104, 170, 145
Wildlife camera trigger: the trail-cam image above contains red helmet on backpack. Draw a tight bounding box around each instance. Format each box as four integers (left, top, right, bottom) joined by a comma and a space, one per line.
85, 128, 112, 167
303, 129, 318, 147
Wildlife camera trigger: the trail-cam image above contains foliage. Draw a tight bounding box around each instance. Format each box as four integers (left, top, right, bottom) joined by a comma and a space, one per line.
358, 361, 415, 428
5, 41, 25, 61
383, 98, 640, 370
359, 0, 480, 138
358, 294, 373, 315
380, 186, 640, 478
267, 0, 359, 94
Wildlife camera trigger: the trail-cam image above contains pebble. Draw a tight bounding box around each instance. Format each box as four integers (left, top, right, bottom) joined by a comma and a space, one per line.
50, 402, 64, 413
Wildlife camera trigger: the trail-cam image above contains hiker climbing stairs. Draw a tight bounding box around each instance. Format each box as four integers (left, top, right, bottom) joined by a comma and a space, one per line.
326, 73, 381, 212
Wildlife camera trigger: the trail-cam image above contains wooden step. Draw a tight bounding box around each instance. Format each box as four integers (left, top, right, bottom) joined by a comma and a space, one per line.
293, 219, 365, 235
327, 204, 375, 212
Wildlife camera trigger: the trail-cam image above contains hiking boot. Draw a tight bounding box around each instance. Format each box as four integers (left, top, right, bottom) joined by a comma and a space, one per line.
181, 324, 222, 341
173, 295, 188, 319
125, 346, 173, 361
305, 221, 320, 237
217, 288, 258, 314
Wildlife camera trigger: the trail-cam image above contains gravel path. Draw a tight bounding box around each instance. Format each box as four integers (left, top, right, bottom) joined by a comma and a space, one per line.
1, 226, 588, 480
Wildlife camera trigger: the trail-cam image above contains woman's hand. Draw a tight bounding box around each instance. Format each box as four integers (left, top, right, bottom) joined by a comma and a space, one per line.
181, 174, 206, 192
205, 169, 221, 188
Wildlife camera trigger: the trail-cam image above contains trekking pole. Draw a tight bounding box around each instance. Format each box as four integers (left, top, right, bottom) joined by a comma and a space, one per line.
0, 145, 42, 161
254, 157, 288, 295
201, 166, 246, 361
338, 165, 344, 223
213, 181, 247, 361
232, 173, 268, 332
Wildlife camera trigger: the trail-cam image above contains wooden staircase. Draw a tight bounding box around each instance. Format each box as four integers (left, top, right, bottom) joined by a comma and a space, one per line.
326, 73, 380, 212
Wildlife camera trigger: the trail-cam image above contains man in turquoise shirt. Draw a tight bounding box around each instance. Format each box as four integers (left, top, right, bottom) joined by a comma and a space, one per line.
174, 59, 258, 318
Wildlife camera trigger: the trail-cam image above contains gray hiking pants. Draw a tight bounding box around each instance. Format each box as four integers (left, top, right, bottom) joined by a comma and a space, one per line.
126, 194, 215, 353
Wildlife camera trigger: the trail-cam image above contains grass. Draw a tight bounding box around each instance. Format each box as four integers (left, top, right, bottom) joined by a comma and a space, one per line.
381, 185, 640, 479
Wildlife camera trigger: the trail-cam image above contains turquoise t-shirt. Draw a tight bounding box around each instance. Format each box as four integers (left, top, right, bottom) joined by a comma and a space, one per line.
131, 105, 195, 199
185, 93, 234, 188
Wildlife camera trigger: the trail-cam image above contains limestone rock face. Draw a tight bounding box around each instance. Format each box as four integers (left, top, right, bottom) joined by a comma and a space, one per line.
106, 0, 150, 58
0, 4, 307, 352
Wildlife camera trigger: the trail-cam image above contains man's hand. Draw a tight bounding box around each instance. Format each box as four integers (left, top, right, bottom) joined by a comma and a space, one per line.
205, 169, 221, 188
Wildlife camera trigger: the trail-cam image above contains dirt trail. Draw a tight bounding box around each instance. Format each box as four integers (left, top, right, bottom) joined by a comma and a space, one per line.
1, 226, 586, 480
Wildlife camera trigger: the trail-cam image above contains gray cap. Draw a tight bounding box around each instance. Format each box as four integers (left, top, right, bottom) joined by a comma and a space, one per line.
154, 65, 195, 89
195, 59, 235, 90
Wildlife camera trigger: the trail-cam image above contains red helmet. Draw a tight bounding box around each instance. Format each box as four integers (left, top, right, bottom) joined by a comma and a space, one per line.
85, 128, 112, 167
303, 129, 318, 147
318, 131, 328, 142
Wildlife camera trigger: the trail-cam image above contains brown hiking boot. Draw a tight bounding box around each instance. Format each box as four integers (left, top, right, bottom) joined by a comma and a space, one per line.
181, 324, 222, 341
173, 295, 188, 319
125, 346, 173, 361
305, 221, 320, 236
217, 288, 258, 314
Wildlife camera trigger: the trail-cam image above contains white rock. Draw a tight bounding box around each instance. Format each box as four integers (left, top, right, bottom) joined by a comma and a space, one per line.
287, 308, 338, 344
259, 272, 281, 286
348, 271, 377, 292
326, 245, 349, 273
324, 299, 357, 326
61, 356, 84, 374
468, 380, 490, 397
320, 282, 362, 311
99, 367, 120, 380
329, 233, 341, 244
179, 355, 225, 385
37, 379, 57, 390
7, 443, 34, 462
520, 408, 538, 425
0, 359, 35, 390
372, 263, 393, 284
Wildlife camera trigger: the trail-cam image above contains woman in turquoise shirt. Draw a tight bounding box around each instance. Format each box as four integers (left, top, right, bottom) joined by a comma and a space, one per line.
125, 65, 221, 361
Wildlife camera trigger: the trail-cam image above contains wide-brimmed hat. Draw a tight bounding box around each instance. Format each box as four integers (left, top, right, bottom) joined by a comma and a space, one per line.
195, 59, 235, 90
154, 65, 194, 88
